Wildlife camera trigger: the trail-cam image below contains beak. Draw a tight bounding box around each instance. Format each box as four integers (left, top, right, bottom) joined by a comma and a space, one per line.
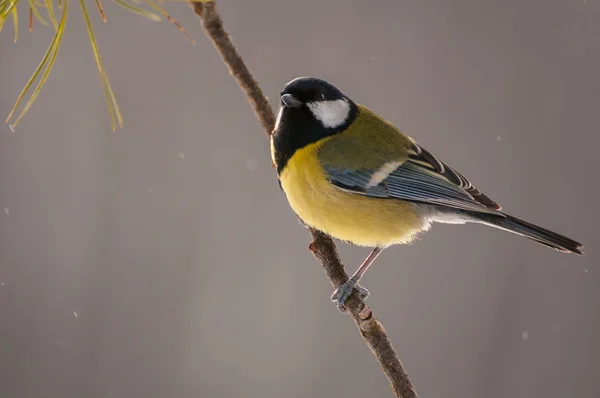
281, 93, 303, 108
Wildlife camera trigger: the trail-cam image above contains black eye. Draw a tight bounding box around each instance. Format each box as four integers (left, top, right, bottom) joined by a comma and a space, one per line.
316, 93, 325, 101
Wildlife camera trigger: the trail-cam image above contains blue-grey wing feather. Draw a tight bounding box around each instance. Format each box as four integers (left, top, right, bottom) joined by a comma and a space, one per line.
323, 160, 502, 215
408, 143, 502, 210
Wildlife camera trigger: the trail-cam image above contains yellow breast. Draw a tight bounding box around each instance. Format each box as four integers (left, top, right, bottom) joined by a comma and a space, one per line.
278, 141, 426, 247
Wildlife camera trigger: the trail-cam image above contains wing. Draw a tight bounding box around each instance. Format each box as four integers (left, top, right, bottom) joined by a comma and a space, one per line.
407, 142, 502, 211
318, 106, 502, 215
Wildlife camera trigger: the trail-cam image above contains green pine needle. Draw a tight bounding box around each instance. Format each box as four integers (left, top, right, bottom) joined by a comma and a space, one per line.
1, 1, 21, 33
29, 0, 49, 26
112, 0, 160, 21
80, 0, 123, 130
5, 0, 67, 127
11, 3, 17, 41
3, 0, 198, 130
44, 0, 58, 29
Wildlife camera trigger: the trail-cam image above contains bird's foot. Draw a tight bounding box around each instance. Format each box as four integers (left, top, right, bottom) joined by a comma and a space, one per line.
330, 277, 369, 311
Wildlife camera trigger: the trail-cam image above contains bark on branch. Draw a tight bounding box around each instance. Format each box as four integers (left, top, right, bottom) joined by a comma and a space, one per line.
192, 2, 417, 397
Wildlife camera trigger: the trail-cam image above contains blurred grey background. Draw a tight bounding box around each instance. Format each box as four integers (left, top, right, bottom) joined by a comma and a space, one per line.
1, 0, 598, 397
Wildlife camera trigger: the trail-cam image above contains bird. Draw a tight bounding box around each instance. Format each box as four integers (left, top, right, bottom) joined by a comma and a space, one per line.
270, 76, 584, 310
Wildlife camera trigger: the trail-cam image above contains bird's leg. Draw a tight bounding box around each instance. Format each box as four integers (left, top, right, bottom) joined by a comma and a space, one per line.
331, 247, 384, 310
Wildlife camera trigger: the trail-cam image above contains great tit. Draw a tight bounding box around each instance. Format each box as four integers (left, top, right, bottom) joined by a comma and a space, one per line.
270, 77, 584, 309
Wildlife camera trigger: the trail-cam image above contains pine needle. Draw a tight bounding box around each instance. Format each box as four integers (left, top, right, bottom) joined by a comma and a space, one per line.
44, 0, 58, 29
111, 0, 160, 21
29, 0, 49, 26
5, 0, 68, 127
2, 0, 205, 129
166, 0, 212, 3
95, 0, 106, 22
145, 0, 194, 44
0, 0, 21, 33
10, 2, 17, 41
80, 0, 123, 130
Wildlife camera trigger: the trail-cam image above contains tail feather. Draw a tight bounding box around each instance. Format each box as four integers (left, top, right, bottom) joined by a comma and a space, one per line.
474, 212, 584, 255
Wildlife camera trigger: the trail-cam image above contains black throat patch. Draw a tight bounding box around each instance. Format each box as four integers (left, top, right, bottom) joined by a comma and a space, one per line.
272, 102, 358, 174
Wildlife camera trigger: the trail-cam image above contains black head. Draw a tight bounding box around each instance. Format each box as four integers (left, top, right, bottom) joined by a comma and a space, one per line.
272, 77, 358, 173
280, 77, 347, 107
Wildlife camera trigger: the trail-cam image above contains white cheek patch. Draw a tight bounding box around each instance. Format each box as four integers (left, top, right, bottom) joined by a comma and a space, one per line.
307, 98, 351, 129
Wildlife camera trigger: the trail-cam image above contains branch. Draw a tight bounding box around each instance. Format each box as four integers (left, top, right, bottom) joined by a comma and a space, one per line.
192, 3, 417, 397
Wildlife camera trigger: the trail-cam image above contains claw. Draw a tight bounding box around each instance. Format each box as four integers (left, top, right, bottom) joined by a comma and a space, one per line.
355, 284, 370, 300
331, 277, 370, 310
